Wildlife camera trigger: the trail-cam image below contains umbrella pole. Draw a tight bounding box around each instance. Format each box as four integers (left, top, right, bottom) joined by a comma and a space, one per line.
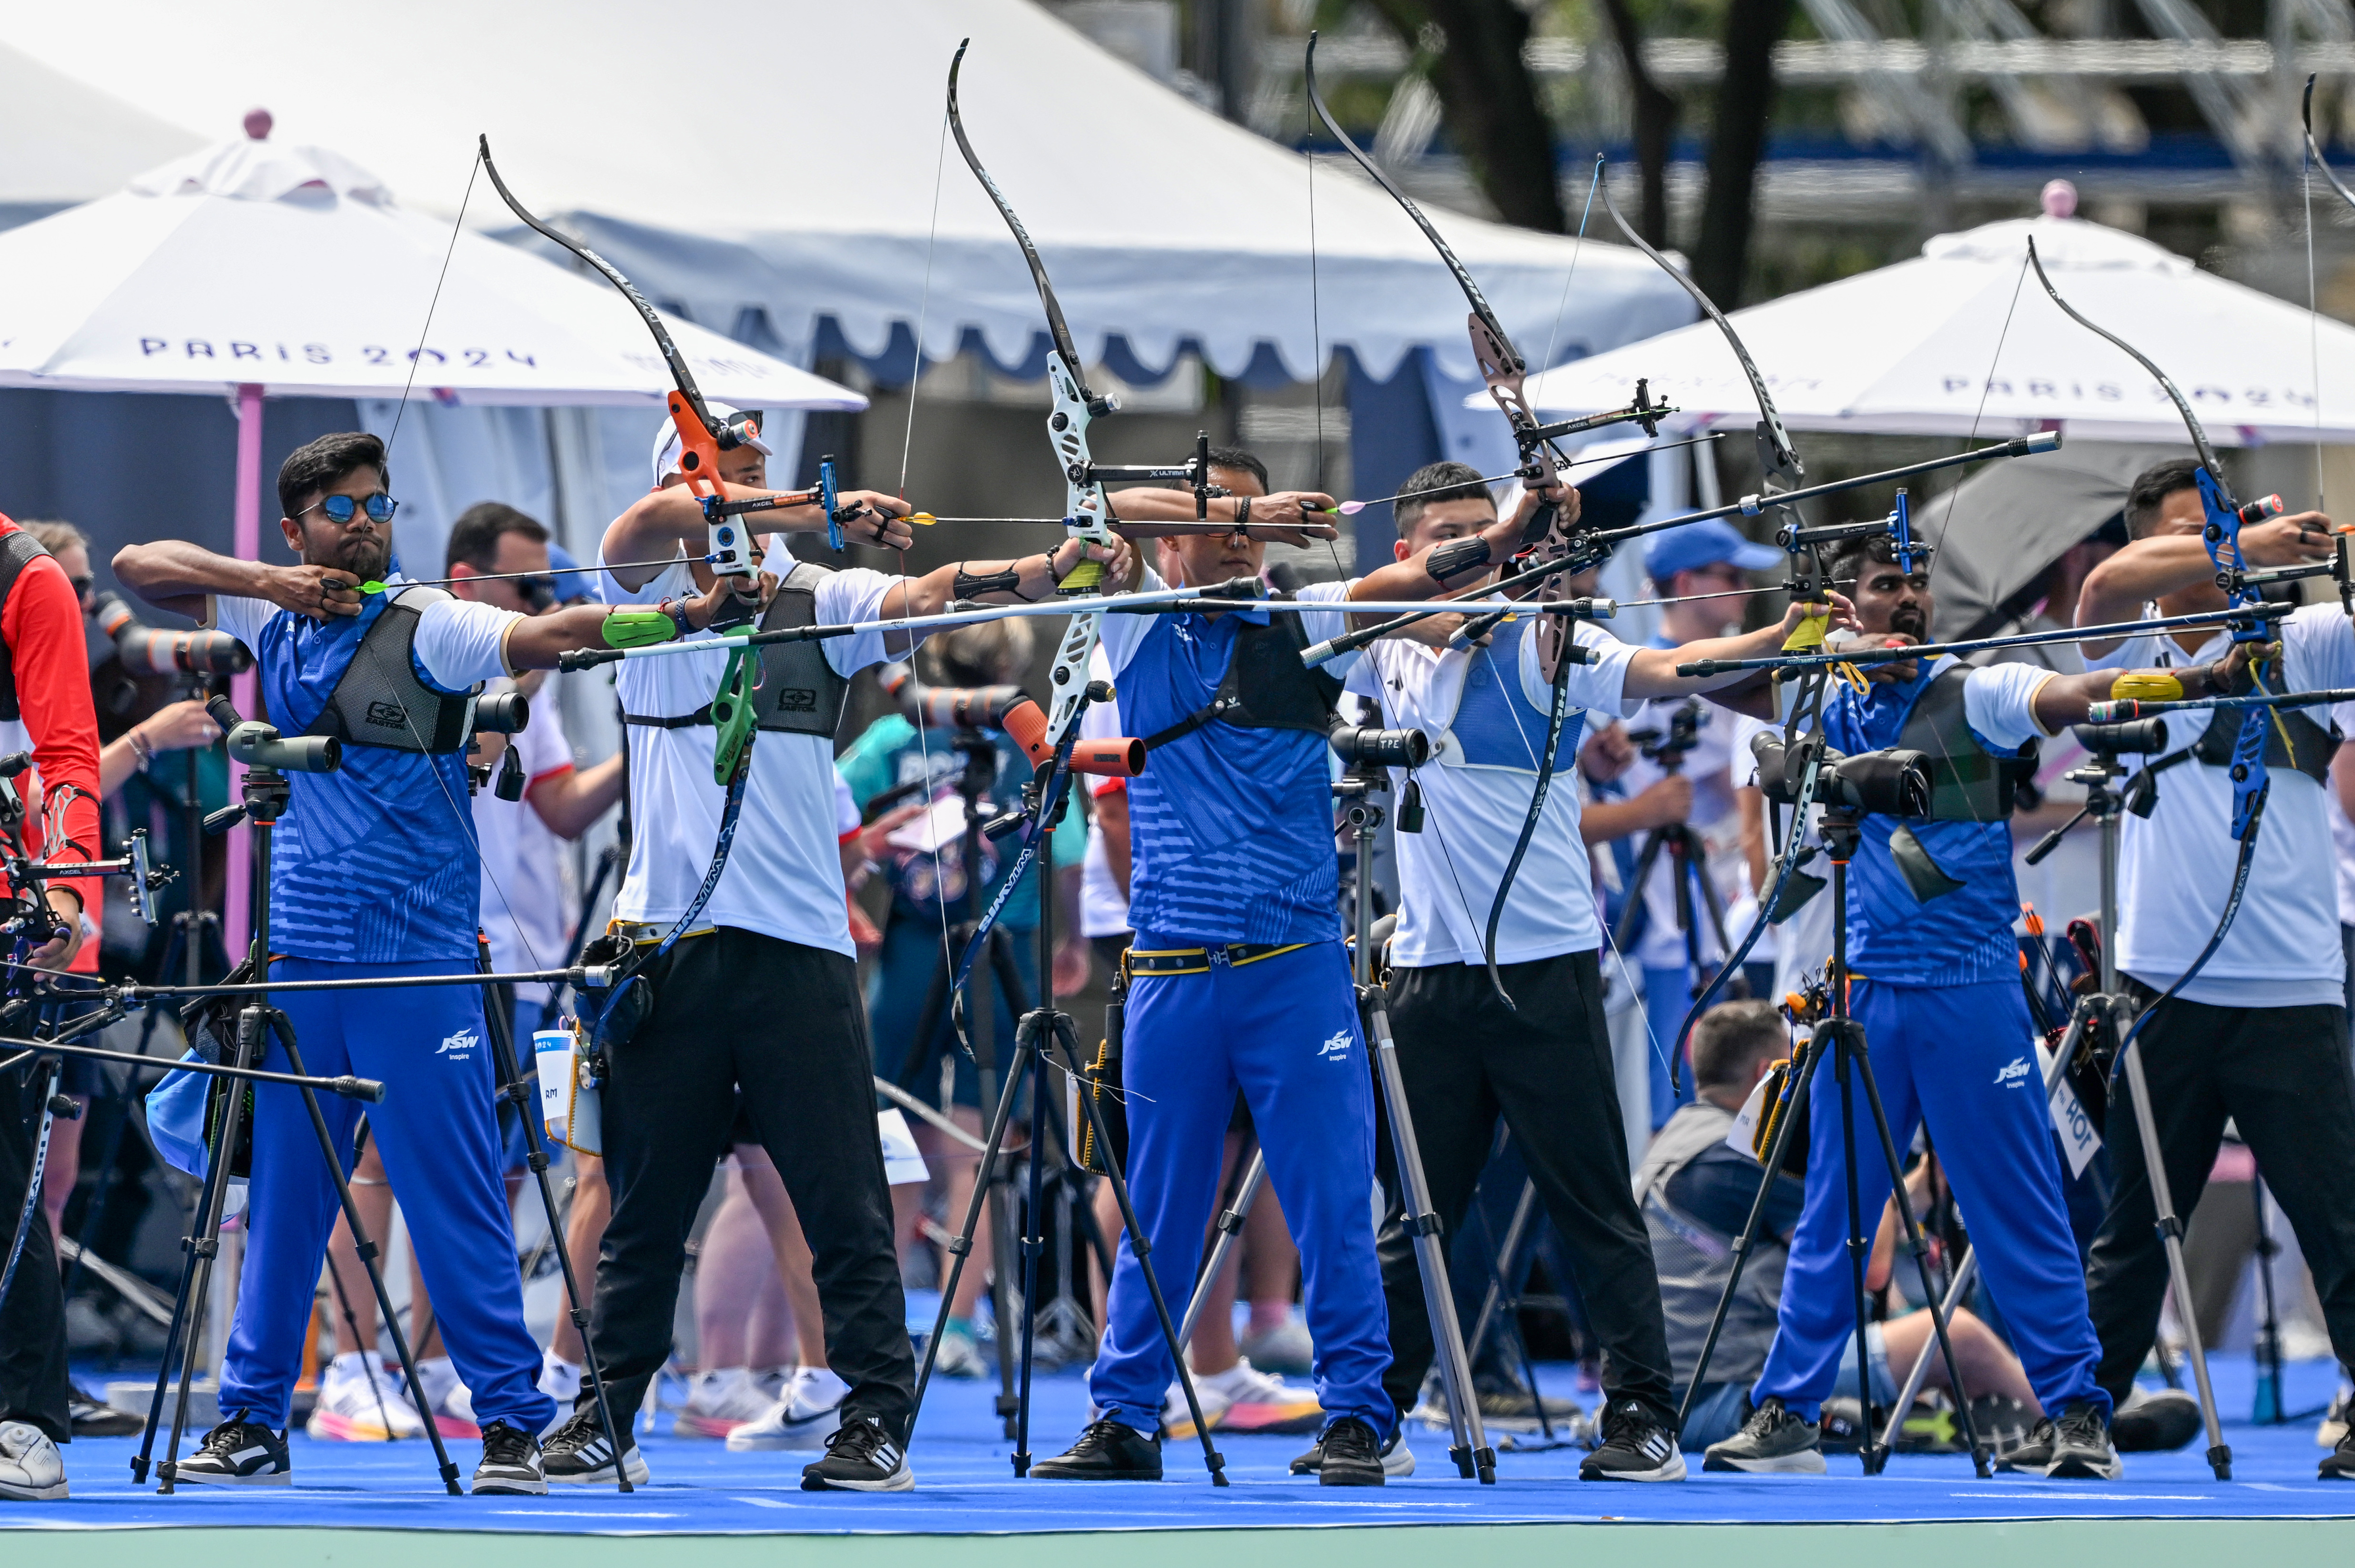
225, 381, 262, 960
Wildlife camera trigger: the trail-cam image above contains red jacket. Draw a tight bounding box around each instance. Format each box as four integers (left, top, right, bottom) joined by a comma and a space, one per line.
0, 515, 103, 968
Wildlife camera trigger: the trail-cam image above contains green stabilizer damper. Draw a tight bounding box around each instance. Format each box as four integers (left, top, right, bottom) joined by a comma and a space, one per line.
601, 609, 679, 649
709, 645, 758, 785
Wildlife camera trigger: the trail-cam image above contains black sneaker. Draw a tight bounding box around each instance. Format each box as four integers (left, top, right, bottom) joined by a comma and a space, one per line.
800, 1416, 912, 1492
2045, 1399, 2121, 1479
68, 1393, 141, 1438
2322, 1425, 2355, 1480
472, 1419, 548, 1495
1995, 1417, 2056, 1474
1317, 1415, 1386, 1487
1702, 1395, 1825, 1475
2112, 1388, 2201, 1453
173, 1416, 290, 1487
1031, 1418, 1162, 1480
1582, 1399, 1686, 1481
542, 1405, 650, 1486
1289, 1424, 1416, 1477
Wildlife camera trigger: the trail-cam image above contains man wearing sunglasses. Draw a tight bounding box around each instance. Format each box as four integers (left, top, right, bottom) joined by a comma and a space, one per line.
112, 428, 822, 1494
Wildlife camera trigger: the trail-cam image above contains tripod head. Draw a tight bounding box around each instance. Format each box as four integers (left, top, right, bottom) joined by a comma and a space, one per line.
202, 695, 340, 833
1628, 697, 1707, 773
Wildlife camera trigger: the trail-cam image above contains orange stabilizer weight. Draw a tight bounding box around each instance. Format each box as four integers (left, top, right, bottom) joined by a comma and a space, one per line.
667, 392, 725, 498
1002, 700, 1146, 778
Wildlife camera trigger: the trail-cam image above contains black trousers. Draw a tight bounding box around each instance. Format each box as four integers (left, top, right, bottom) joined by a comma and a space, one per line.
581, 927, 914, 1437
1377, 950, 1676, 1425
0, 1062, 70, 1441
2087, 989, 2355, 1402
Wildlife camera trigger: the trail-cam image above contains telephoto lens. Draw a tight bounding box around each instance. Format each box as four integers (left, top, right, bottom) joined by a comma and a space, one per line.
1749, 732, 1932, 816
876, 663, 1029, 730
2071, 717, 2168, 755
93, 592, 254, 676
473, 690, 531, 735
1328, 724, 1431, 770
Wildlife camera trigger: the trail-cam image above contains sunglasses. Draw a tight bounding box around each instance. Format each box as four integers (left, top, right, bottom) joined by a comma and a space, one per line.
303, 493, 399, 526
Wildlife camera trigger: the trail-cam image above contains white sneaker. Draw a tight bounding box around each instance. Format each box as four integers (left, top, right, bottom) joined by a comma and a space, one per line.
2321, 1385, 2353, 1448
539, 1352, 583, 1407
728, 1367, 850, 1451
415, 1355, 480, 1438
1164, 1358, 1324, 1439
674, 1367, 772, 1438
305, 1351, 428, 1441
0, 1422, 67, 1501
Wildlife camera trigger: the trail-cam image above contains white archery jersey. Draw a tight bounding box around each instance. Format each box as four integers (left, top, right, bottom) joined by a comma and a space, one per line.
601, 546, 910, 957
2086, 603, 2355, 1007
1345, 618, 1642, 967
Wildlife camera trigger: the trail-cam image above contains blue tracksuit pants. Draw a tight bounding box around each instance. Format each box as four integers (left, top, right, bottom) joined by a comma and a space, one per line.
1090, 938, 1392, 1437
217, 957, 554, 1433
1753, 976, 2107, 1421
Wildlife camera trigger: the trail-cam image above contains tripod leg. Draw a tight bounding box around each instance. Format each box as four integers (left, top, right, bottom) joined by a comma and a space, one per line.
1844, 1040, 1987, 1477
154, 1010, 265, 1492
1012, 1018, 1051, 1474
1831, 1023, 1877, 1472
979, 932, 1022, 1436
1463, 1174, 1536, 1368
1463, 1175, 1557, 1442
268, 1013, 463, 1495
2253, 1175, 2284, 1424
474, 963, 632, 1490
1047, 1012, 1226, 1485
2119, 1033, 2231, 1478
1607, 831, 1666, 957
1178, 1147, 1264, 1344
907, 1030, 1028, 1443
1367, 986, 1494, 1482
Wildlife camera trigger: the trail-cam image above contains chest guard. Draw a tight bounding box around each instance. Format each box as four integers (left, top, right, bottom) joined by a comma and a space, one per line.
303, 585, 477, 753
2189, 698, 2337, 786
749, 562, 849, 738
1141, 602, 1346, 751
1895, 664, 2039, 822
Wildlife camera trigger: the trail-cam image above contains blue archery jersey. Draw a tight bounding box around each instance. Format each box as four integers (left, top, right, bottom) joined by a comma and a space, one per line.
211, 584, 517, 964
1819, 656, 2049, 986
1096, 574, 1355, 947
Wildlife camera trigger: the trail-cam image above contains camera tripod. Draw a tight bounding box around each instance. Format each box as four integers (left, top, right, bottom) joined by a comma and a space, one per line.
1177, 766, 1496, 1481
130, 703, 465, 1494
906, 682, 1228, 1482
1610, 700, 1744, 1019
1675, 802, 1989, 1477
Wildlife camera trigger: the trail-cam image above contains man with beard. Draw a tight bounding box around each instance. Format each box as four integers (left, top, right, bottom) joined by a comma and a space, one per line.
1701, 534, 2223, 1481
111, 431, 847, 1492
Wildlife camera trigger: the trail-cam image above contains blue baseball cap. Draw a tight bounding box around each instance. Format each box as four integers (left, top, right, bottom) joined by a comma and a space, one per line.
1644, 518, 1782, 583
544, 541, 596, 603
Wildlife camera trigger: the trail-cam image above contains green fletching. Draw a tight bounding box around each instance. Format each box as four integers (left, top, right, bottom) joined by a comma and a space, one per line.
710, 645, 758, 785
602, 610, 679, 649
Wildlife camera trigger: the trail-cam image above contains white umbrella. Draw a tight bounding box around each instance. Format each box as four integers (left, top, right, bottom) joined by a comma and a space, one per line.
1514, 189, 2355, 448
0, 120, 864, 952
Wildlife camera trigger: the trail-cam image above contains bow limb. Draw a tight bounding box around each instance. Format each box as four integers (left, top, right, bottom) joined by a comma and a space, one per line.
2308, 76, 2355, 214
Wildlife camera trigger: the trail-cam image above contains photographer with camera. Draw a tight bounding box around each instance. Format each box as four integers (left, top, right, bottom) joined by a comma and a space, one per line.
112, 431, 737, 1493
2073, 460, 2355, 1480
0, 510, 105, 1503
1333, 462, 1858, 1481
1619, 522, 1786, 1131
1703, 532, 2192, 1481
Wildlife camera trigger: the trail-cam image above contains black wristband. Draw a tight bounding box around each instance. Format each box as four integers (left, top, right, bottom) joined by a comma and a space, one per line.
1234, 496, 1252, 529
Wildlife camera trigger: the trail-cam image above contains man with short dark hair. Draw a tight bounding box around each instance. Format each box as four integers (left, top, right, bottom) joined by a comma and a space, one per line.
113, 431, 740, 1493
2076, 459, 2355, 1480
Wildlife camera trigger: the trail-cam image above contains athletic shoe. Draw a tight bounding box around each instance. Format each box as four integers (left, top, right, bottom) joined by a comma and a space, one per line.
1410, 1372, 1584, 1435
2321, 1425, 2355, 1480
1289, 1424, 1416, 1477
1238, 1317, 1315, 1377
173, 1417, 291, 1486
673, 1367, 771, 1438
68, 1386, 140, 1438
2113, 1387, 2201, 1453
415, 1355, 481, 1440
1032, 1418, 1162, 1480
1994, 1419, 2055, 1474
728, 1368, 848, 1451
542, 1405, 651, 1486
1163, 1358, 1323, 1439
1703, 1395, 1826, 1475
2045, 1399, 2122, 1479
799, 1416, 912, 1492
2319, 1385, 2352, 1449
1966, 1394, 2038, 1458
305, 1350, 428, 1441
0, 1422, 67, 1501
539, 1353, 583, 1408
927, 1320, 990, 1380
471, 1419, 548, 1495
1581, 1399, 1687, 1481
1316, 1416, 1387, 1487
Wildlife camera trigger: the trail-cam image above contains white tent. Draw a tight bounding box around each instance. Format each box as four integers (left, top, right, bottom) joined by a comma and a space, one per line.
0, 0, 1693, 385
1515, 201, 2355, 447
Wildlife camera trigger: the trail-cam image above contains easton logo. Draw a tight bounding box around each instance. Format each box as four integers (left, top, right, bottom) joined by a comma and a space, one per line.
364, 699, 409, 730
1994, 1056, 2031, 1088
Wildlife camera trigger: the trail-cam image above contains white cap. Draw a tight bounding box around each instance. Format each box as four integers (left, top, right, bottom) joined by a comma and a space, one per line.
650, 401, 772, 489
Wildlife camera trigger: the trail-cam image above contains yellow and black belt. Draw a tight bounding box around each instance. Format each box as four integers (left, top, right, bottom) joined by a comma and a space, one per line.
1125, 943, 1308, 977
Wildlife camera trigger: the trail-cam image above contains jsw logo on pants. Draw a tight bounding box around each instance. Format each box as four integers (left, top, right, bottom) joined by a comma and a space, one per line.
437, 1030, 480, 1061
1994, 1055, 2031, 1088
1317, 1029, 1352, 1063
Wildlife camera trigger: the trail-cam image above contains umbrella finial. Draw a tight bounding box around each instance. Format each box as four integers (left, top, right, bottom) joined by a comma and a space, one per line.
2040, 179, 2078, 219
243, 107, 273, 141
